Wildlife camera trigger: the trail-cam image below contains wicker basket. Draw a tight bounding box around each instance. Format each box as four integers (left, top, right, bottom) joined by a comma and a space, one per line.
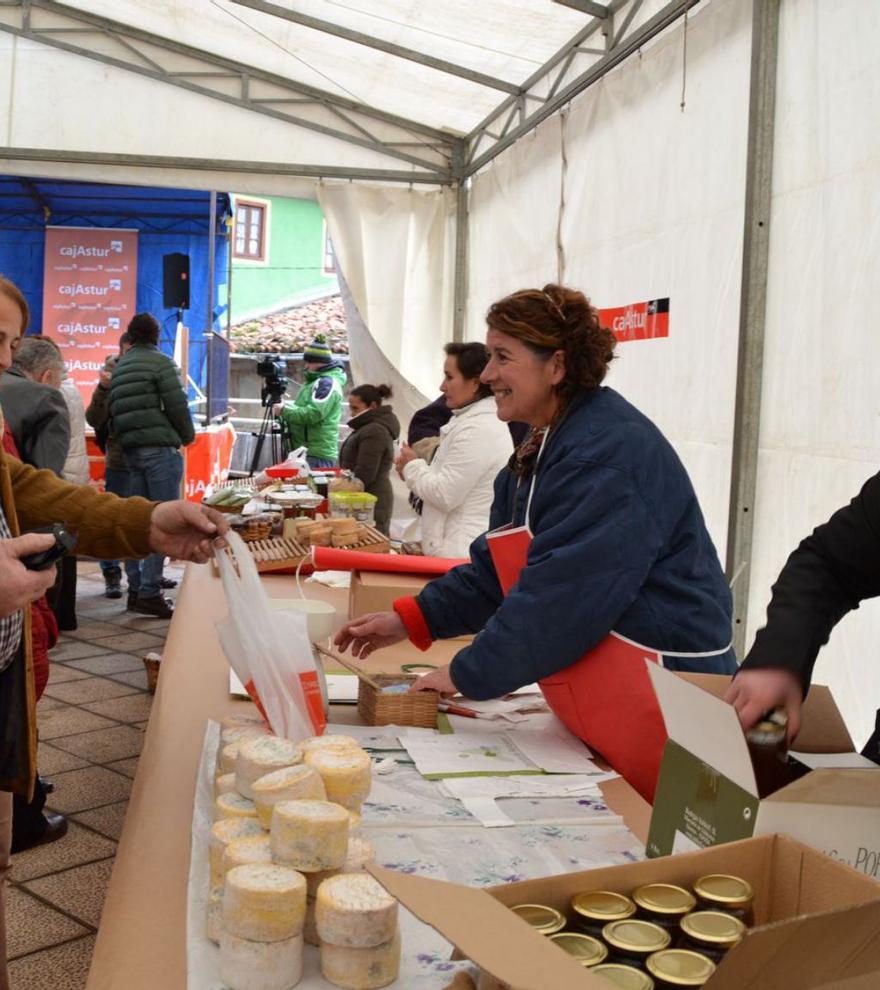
143, 655, 161, 694
356, 673, 438, 728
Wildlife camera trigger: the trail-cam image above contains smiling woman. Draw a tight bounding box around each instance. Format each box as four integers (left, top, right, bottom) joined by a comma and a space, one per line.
336, 283, 736, 802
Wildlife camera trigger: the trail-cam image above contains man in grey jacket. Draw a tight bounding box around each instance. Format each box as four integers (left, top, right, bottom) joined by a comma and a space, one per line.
0, 337, 69, 474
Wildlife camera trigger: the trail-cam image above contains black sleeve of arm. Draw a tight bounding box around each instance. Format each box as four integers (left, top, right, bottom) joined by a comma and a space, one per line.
742, 471, 880, 689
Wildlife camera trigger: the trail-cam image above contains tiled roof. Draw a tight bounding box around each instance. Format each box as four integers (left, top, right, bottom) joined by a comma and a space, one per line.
230, 294, 348, 354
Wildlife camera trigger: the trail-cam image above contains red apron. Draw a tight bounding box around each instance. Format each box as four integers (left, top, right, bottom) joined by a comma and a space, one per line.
486, 515, 729, 803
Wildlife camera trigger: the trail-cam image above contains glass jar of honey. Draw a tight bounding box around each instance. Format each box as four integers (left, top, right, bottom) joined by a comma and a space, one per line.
510, 903, 566, 937
602, 919, 671, 969
548, 932, 608, 967
632, 883, 696, 934
692, 874, 754, 926
592, 963, 656, 988
678, 910, 745, 963
745, 707, 790, 796
570, 890, 637, 938
645, 949, 716, 988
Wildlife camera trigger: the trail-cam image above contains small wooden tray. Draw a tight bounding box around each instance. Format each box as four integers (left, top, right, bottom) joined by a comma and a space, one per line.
215, 525, 391, 574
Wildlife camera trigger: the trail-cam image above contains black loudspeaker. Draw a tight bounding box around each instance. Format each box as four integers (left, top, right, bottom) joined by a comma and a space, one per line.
163, 252, 190, 309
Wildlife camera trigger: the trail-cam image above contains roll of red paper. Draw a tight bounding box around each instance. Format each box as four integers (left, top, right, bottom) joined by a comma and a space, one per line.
311, 546, 467, 576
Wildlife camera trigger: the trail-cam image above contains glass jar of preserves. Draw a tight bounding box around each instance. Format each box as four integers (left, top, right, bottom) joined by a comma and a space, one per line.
632, 883, 696, 934
570, 890, 637, 938
645, 949, 716, 988
592, 963, 656, 988
678, 910, 745, 963
692, 874, 754, 926
510, 903, 566, 937
745, 707, 790, 796
548, 932, 608, 967
602, 919, 671, 969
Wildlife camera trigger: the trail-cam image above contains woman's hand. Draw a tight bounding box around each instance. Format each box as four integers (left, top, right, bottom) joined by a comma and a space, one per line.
724, 668, 804, 742
408, 663, 457, 697
394, 443, 417, 479
148, 501, 230, 564
334, 611, 407, 659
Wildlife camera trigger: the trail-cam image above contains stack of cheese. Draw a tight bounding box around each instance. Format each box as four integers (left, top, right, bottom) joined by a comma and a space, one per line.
208, 719, 397, 989
293, 517, 368, 548
316, 873, 401, 990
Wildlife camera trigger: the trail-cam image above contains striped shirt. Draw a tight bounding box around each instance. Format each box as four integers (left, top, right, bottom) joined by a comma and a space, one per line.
0, 505, 24, 672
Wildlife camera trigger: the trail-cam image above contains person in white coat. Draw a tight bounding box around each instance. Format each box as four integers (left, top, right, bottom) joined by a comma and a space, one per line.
396, 342, 511, 558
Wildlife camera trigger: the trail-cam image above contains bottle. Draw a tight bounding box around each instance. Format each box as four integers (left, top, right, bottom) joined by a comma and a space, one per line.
570, 890, 637, 938
548, 931, 608, 967
509, 903, 566, 937
678, 910, 745, 963
692, 874, 754, 926
602, 919, 671, 969
645, 949, 716, 988
631, 883, 696, 935
745, 706, 790, 796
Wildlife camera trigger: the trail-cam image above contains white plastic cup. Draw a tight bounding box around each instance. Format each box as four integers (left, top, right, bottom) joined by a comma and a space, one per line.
274, 598, 336, 642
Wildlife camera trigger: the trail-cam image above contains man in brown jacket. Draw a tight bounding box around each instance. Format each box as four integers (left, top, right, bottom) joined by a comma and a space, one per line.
0, 276, 229, 988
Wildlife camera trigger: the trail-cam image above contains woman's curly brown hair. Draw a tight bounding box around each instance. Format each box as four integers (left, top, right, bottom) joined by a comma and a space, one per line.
486, 284, 616, 410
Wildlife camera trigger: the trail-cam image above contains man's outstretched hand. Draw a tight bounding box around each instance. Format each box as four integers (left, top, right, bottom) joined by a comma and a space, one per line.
148, 501, 230, 565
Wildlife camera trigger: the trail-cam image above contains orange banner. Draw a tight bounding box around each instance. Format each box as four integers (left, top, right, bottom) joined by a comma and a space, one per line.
42, 227, 138, 403
599, 297, 670, 342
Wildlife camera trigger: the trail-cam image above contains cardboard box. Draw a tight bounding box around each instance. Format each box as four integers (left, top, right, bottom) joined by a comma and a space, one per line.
647, 665, 880, 876
370, 833, 880, 989
349, 569, 473, 643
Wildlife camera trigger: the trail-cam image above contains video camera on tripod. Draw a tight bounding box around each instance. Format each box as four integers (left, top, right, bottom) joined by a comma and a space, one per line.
256, 355, 288, 407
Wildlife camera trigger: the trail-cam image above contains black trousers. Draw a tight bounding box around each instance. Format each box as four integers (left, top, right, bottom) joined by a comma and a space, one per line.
10, 777, 48, 853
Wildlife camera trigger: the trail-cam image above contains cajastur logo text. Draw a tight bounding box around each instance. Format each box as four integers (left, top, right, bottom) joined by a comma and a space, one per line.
59, 246, 112, 258
58, 284, 110, 296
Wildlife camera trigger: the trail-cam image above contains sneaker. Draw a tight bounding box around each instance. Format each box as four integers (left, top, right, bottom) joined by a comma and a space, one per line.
159, 576, 178, 590
132, 595, 175, 619
103, 565, 123, 600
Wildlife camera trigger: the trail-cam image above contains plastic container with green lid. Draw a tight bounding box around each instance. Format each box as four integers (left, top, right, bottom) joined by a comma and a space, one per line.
329, 490, 378, 525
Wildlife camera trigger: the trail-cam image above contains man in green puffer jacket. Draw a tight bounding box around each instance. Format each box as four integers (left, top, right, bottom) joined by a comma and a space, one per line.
272, 335, 346, 467
109, 312, 195, 618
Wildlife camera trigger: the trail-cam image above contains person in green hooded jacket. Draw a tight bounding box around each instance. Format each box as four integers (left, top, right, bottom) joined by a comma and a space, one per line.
272, 335, 346, 467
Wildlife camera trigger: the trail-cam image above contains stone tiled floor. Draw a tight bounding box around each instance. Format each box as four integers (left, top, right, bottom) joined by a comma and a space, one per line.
7, 560, 181, 988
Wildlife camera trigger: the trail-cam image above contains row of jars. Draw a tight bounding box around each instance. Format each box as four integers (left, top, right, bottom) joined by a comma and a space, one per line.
510, 873, 754, 988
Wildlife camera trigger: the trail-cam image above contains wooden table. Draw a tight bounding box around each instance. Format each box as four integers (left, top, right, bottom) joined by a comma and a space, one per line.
86, 562, 649, 989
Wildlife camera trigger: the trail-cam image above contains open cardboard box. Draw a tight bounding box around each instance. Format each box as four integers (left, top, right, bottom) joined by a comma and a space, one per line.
370, 833, 880, 989
647, 665, 880, 876
349, 570, 472, 643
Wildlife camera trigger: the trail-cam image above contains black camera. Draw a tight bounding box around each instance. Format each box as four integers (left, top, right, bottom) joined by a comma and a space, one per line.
256, 356, 288, 407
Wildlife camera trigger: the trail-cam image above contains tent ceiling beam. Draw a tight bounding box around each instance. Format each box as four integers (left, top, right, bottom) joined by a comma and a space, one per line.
552, 0, 610, 17
229, 0, 521, 96
0, 147, 454, 186
0, 0, 456, 178
465, 0, 697, 176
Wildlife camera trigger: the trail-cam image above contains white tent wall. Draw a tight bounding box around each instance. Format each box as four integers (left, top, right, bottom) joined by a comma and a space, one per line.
466, 0, 752, 550
318, 181, 456, 416
749, 0, 880, 749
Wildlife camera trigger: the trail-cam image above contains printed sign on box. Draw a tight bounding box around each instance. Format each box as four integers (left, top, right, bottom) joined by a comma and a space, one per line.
42, 227, 138, 401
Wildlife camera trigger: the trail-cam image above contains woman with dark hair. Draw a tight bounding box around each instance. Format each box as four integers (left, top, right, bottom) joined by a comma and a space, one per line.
339, 384, 400, 535
336, 285, 735, 801
395, 342, 512, 558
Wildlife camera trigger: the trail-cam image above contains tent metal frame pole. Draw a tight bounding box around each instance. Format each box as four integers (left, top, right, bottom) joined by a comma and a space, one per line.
725, 0, 781, 660
206, 189, 217, 423
452, 153, 469, 343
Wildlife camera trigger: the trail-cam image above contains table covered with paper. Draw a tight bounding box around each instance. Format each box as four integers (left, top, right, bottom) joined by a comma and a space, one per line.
85, 542, 649, 990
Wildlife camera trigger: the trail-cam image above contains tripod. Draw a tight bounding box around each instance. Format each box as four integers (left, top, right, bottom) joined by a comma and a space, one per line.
248, 396, 288, 476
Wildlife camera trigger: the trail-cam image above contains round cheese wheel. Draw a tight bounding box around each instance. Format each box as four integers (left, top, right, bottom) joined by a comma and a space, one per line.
236, 737, 303, 799
270, 800, 349, 872
219, 931, 303, 990
306, 837, 376, 897
222, 835, 273, 879
218, 742, 241, 775
209, 818, 264, 887
252, 764, 327, 829
301, 735, 360, 755
220, 713, 268, 731
223, 863, 307, 942
320, 929, 401, 990
215, 792, 258, 822
304, 749, 371, 812
207, 885, 224, 944
214, 772, 239, 798
315, 873, 397, 948
347, 810, 362, 834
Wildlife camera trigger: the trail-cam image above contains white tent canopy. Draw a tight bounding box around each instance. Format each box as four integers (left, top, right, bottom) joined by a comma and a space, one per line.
2, 0, 880, 744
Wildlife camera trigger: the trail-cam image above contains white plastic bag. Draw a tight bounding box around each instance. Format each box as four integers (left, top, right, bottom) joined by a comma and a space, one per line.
215, 532, 325, 740
283, 445, 311, 477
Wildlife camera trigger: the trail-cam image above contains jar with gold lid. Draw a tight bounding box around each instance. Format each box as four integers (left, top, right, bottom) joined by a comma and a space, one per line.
510, 903, 566, 936
570, 890, 637, 938
548, 931, 608, 967
592, 963, 656, 988
645, 949, 716, 988
632, 883, 696, 934
692, 874, 754, 926
678, 910, 745, 963
602, 919, 671, 969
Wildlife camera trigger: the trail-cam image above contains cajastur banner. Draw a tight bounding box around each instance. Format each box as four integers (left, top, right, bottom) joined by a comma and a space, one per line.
599, 297, 670, 342
42, 227, 138, 400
